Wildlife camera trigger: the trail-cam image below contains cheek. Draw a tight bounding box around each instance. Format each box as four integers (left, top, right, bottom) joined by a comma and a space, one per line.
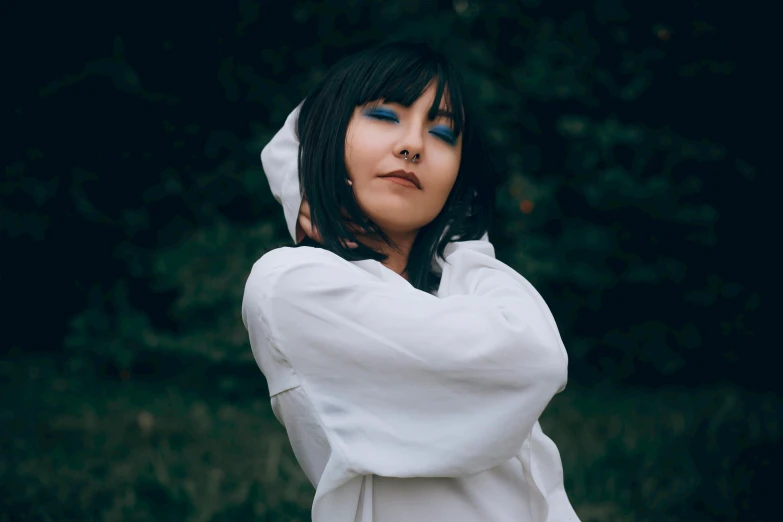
432, 154, 461, 201
431, 175, 458, 213
345, 124, 383, 178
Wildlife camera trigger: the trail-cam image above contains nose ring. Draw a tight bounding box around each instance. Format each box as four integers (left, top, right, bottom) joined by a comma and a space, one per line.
400, 150, 419, 164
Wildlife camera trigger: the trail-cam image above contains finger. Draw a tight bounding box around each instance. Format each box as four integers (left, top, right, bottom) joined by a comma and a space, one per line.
300, 200, 358, 248
302, 215, 357, 248
299, 198, 311, 220
299, 214, 324, 244
297, 199, 311, 243
339, 208, 367, 235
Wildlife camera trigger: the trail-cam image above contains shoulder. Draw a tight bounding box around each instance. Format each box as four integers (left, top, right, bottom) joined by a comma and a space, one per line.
243, 246, 369, 329
245, 246, 356, 299
251, 245, 350, 276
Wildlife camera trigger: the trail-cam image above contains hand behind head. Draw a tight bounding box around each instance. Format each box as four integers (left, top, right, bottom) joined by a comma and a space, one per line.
298, 198, 359, 248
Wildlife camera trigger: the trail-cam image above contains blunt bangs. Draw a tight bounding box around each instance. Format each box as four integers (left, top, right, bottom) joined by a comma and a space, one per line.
349, 44, 465, 137
294, 41, 496, 293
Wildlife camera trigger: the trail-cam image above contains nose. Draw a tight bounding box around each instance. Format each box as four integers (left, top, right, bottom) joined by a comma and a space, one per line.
394, 126, 425, 164
398, 149, 421, 164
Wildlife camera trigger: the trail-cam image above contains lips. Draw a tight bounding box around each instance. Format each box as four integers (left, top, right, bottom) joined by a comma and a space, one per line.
379, 170, 422, 189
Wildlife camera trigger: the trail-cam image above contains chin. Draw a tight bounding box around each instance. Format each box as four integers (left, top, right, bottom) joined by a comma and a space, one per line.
364, 211, 431, 236
370, 217, 425, 235
357, 191, 444, 232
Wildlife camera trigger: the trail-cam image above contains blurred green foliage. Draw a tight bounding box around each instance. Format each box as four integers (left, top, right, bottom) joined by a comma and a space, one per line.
4, 354, 779, 521
49, 3, 755, 376
3, 0, 770, 521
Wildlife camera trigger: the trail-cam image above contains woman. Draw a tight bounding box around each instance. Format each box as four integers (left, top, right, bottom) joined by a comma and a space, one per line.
243, 42, 580, 522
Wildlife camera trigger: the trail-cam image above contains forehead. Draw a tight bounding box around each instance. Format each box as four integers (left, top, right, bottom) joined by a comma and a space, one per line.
383, 78, 452, 106
413, 83, 450, 109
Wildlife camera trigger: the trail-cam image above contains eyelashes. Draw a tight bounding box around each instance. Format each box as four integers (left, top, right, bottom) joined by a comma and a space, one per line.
365, 108, 398, 122
430, 127, 457, 146
363, 108, 457, 146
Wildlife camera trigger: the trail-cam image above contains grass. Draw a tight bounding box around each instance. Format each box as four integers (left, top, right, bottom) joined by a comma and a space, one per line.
1, 352, 778, 521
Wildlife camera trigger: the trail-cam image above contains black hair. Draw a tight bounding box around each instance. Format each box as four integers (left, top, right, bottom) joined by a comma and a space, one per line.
296, 41, 497, 293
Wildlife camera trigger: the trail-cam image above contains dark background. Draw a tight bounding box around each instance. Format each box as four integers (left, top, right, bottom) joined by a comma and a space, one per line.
2, 1, 774, 521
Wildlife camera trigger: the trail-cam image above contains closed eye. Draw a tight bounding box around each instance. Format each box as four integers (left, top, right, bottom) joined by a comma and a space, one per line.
364, 108, 399, 123
431, 125, 457, 146
363, 107, 457, 145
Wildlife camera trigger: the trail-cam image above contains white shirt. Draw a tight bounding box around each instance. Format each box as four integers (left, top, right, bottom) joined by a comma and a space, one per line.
242, 105, 580, 522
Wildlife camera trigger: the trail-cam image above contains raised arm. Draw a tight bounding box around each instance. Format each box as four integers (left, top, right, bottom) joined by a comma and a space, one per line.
243, 244, 568, 478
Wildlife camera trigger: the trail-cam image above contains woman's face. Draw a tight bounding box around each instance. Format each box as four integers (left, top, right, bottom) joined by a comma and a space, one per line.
344, 83, 462, 235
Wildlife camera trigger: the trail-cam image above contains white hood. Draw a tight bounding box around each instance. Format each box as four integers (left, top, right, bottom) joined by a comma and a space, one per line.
260, 103, 304, 243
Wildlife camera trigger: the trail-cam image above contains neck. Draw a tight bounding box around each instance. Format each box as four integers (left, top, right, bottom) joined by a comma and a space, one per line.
361, 229, 417, 280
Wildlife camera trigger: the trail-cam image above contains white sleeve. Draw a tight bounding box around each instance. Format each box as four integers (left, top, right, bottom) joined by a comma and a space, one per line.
243, 244, 568, 478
